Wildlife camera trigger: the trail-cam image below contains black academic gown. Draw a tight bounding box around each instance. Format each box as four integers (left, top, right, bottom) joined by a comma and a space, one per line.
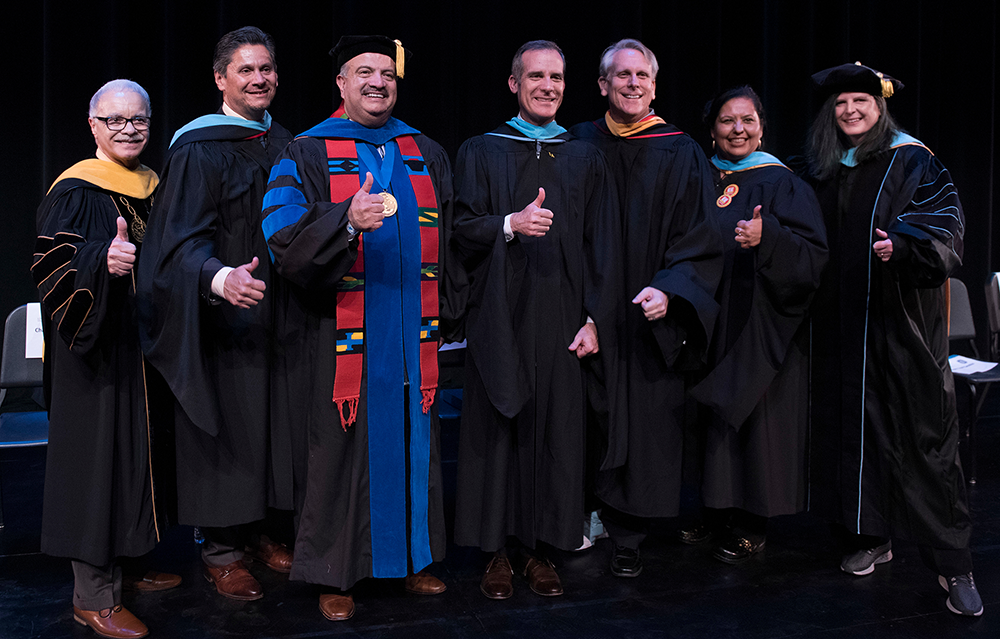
137, 119, 293, 527
263, 128, 457, 591
810, 139, 970, 550
451, 124, 622, 552
689, 160, 827, 517
33, 172, 162, 567
570, 118, 722, 518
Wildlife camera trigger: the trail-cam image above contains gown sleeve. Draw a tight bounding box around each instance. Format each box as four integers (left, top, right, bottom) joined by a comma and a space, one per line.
261, 138, 358, 294
33, 187, 124, 355
883, 149, 964, 288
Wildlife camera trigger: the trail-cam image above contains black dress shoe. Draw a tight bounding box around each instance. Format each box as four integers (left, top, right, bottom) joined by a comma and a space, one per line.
610, 544, 642, 577
713, 535, 765, 564
677, 524, 712, 545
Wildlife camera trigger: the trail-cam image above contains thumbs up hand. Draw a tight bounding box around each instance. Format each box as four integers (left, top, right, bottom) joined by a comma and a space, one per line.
510, 187, 554, 237
873, 228, 893, 262
735, 204, 762, 248
347, 172, 386, 232
107, 216, 136, 276
223, 256, 267, 308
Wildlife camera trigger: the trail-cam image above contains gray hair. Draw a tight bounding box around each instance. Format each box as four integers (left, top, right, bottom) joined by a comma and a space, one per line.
599, 39, 659, 80
511, 40, 565, 82
89, 79, 151, 117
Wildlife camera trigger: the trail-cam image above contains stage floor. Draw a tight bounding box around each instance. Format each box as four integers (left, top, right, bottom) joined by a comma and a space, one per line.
2, 388, 997, 638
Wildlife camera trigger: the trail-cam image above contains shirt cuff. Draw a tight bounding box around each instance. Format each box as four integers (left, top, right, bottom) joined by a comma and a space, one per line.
504, 214, 514, 242
211, 266, 235, 298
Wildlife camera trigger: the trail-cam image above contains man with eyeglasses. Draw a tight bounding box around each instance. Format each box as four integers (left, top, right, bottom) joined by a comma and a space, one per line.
137, 26, 294, 603
34, 79, 179, 639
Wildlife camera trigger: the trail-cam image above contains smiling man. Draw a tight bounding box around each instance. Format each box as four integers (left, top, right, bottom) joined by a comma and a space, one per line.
137, 26, 294, 603
569, 39, 722, 579
33, 79, 179, 639
260, 35, 462, 621
450, 40, 622, 600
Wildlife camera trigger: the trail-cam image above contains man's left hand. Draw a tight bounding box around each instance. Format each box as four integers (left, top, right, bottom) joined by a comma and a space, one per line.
632, 286, 668, 321
568, 322, 599, 359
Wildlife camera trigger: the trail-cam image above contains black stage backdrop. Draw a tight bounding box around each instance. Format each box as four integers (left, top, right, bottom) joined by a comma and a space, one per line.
2, 0, 996, 347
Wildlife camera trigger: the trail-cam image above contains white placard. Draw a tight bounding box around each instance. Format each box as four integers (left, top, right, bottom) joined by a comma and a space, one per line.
25, 302, 44, 359
948, 355, 997, 374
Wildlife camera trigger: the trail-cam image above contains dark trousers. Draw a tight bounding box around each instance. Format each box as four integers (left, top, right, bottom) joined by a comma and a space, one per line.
72, 560, 121, 611
601, 506, 650, 550
201, 526, 246, 567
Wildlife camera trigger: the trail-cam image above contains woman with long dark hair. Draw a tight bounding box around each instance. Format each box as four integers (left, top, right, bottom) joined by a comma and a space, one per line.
807, 62, 982, 616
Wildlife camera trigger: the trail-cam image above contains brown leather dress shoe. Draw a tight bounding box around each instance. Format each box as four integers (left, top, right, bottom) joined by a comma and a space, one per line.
244, 537, 294, 574
73, 605, 149, 639
524, 557, 563, 596
203, 559, 263, 601
123, 571, 183, 593
319, 592, 355, 621
403, 569, 447, 595
480, 555, 513, 600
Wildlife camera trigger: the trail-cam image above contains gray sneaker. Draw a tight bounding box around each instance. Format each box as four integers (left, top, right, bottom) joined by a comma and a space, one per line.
840, 541, 892, 575
939, 573, 984, 616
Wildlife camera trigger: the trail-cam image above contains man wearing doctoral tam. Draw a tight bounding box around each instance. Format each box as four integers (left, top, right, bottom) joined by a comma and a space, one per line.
262, 35, 462, 621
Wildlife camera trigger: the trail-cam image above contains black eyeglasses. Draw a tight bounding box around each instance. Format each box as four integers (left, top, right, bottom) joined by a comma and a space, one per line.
94, 116, 150, 131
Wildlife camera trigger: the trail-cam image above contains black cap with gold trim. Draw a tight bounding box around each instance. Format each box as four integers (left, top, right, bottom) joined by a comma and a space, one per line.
330, 35, 412, 79
811, 61, 903, 99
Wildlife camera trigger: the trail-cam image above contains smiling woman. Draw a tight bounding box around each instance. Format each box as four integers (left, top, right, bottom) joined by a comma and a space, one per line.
688, 84, 827, 567
806, 62, 982, 617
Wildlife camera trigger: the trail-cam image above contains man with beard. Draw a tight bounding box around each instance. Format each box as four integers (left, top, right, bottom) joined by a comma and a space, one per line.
262, 35, 461, 621
569, 38, 722, 578
34, 79, 179, 639
137, 26, 293, 602
451, 40, 621, 599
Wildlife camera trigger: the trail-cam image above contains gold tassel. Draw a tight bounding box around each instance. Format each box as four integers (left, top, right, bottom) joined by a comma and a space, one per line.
877, 72, 894, 98
394, 39, 405, 78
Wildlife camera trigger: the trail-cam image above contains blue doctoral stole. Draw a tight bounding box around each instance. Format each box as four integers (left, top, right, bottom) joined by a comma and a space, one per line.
349, 132, 432, 577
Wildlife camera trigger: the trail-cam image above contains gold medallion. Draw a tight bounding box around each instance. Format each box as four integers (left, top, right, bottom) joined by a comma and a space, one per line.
724, 184, 739, 197
381, 192, 398, 217
716, 194, 732, 208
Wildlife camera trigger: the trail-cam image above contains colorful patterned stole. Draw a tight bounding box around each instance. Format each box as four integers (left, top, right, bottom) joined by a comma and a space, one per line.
326, 136, 440, 430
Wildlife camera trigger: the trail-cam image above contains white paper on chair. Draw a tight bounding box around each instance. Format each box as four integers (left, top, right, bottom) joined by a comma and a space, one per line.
948, 355, 997, 374
25, 302, 43, 359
